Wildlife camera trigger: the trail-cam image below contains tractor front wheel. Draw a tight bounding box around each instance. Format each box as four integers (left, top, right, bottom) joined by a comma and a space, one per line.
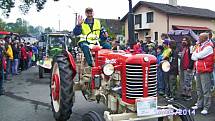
39, 66, 44, 78
50, 54, 75, 121
82, 111, 104, 121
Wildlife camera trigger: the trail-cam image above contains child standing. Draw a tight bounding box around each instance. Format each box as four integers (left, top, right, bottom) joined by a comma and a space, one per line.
157, 45, 165, 95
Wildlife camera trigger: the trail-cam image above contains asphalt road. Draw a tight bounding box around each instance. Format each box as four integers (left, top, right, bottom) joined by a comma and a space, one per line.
0, 67, 215, 121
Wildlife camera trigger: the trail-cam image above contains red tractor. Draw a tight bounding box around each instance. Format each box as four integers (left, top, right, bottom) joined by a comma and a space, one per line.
50, 30, 195, 121
49, 1, 194, 121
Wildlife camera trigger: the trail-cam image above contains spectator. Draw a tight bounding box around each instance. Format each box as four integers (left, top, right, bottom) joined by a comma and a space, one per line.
147, 43, 156, 56
180, 36, 194, 101
191, 33, 214, 115
156, 45, 165, 95
112, 40, 123, 50
32, 44, 38, 66
165, 40, 178, 101
161, 33, 169, 41
12, 42, 20, 75
142, 35, 155, 53
28, 48, 33, 68
162, 39, 171, 60
133, 40, 142, 54
20, 44, 27, 70
5, 37, 13, 80
0, 40, 4, 95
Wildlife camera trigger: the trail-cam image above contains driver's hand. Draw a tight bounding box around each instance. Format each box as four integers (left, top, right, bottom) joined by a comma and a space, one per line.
77, 15, 84, 25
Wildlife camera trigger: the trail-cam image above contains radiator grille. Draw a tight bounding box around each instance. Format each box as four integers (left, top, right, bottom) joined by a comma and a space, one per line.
126, 63, 157, 99
148, 64, 157, 97
126, 64, 143, 99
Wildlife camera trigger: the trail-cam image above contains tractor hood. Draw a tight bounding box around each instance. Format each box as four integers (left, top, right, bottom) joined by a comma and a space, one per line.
38, 57, 53, 69
98, 49, 157, 65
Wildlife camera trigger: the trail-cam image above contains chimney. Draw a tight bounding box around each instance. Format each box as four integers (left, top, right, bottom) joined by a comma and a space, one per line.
169, 0, 177, 6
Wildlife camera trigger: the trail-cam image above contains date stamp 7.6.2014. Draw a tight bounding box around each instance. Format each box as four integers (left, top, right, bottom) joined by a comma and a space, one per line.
156, 109, 196, 116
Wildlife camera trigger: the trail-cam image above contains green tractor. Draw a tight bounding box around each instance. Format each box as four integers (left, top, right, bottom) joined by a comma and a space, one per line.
38, 32, 73, 78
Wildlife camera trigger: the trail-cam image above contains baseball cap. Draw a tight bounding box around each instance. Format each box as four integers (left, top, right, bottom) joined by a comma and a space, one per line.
163, 39, 169, 45
85, 7, 93, 13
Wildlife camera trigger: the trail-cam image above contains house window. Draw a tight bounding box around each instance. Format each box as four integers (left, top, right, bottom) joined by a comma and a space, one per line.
154, 32, 158, 41
135, 14, 142, 28
135, 33, 139, 41
147, 12, 153, 23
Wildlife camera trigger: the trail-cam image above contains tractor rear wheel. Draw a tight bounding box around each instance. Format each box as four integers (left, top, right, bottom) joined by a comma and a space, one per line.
50, 54, 74, 121
39, 66, 44, 78
82, 111, 104, 121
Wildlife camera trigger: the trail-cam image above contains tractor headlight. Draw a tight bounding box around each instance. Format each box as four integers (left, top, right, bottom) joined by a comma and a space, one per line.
144, 57, 149, 62
103, 64, 114, 76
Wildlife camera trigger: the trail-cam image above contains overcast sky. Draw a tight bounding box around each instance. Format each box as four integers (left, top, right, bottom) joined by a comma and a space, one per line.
1, 0, 215, 31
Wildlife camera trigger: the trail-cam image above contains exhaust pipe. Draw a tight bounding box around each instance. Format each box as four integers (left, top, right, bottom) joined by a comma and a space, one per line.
128, 0, 135, 49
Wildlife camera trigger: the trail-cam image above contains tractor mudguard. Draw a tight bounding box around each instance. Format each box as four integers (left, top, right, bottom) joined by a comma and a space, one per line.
64, 50, 77, 80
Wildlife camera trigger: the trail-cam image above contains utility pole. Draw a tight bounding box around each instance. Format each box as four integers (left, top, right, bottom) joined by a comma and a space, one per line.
58, 19, 61, 31
74, 12, 78, 46
74, 13, 78, 26
128, 0, 135, 49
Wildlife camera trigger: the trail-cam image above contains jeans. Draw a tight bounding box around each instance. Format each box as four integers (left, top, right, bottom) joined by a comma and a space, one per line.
28, 58, 32, 68
157, 67, 165, 92
182, 70, 193, 96
12, 59, 19, 74
20, 59, 27, 71
6, 59, 12, 80
79, 41, 111, 66
0, 67, 4, 92
163, 72, 177, 97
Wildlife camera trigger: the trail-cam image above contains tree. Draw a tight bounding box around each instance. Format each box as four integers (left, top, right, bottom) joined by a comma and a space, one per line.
0, 0, 60, 16
44, 27, 52, 33
0, 18, 6, 30
2, 17, 46, 36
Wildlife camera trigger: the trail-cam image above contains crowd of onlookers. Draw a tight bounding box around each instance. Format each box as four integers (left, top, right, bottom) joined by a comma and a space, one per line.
1, 30, 215, 115
112, 32, 215, 115
0, 36, 38, 95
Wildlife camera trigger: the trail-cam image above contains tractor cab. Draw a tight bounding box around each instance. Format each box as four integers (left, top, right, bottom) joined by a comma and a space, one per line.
38, 32, 72, 78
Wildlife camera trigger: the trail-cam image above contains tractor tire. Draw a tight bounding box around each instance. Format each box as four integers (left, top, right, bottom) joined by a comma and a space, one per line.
39, 66, 44, 78
82, 111, 104, 121
50, 54, 75, 121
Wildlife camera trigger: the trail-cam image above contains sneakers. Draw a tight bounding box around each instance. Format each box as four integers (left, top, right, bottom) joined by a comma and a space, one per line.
191, 104, 208, 115
191, 105, 199, 110
201, 110, 208, 115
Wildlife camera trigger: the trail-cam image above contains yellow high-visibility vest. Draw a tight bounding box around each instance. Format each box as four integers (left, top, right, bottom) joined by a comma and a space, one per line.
79, 19, 101, 44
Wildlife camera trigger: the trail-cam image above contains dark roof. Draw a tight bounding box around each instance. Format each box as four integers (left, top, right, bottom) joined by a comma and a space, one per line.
20, 34, 32, 37
98, 18, 124, 35
121, 1, 215, 21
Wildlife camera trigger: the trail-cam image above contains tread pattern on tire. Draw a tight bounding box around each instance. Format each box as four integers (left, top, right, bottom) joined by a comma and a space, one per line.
82, 111, 104, 121
39, 66, 44, 78
50, 54, 74, 121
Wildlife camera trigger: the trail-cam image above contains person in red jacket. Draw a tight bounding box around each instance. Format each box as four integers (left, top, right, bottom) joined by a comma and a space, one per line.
20, 44, 27, 70
133, 40, 142, 54
191, 33, 214, 115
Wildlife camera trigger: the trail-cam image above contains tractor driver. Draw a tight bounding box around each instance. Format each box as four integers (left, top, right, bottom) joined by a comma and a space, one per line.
73, 7, 111, 67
